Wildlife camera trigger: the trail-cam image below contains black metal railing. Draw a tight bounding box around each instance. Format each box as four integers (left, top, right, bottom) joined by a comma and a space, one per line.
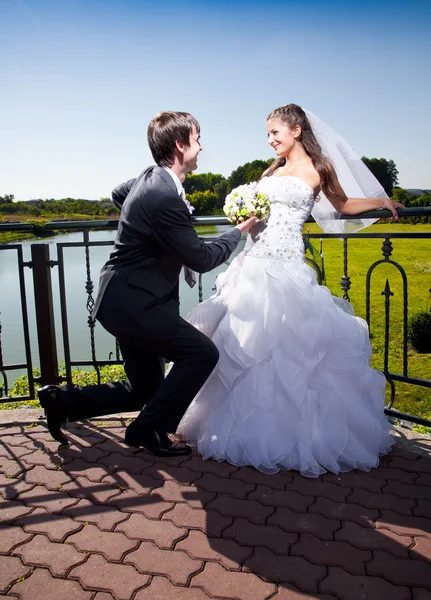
1, 207, 430, 426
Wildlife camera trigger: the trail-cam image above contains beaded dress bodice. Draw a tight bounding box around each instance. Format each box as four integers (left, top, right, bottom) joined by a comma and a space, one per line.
244, 176, 315, 263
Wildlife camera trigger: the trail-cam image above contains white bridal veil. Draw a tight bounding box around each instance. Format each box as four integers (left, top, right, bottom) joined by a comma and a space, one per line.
304, 109, 388, 234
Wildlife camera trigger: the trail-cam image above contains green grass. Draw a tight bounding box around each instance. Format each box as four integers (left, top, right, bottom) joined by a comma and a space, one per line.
303, 222, 431, 422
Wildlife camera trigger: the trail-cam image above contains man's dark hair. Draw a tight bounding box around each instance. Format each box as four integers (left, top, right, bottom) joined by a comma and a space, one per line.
147, 111, 200, 167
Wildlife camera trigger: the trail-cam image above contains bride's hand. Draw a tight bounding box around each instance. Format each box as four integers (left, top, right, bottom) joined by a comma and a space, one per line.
380, 199, 404, 220
236, 216, 258, 234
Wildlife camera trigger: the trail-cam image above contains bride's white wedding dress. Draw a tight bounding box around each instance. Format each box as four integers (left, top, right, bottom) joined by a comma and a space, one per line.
178, 175, 394, 477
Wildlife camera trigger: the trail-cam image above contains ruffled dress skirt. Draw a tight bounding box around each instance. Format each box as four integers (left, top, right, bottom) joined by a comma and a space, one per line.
177, 251, 394, 477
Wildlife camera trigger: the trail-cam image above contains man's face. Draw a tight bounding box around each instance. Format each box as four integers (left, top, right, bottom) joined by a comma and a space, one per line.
183, 127, 202, 172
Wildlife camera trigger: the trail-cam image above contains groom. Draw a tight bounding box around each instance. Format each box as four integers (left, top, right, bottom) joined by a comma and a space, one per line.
38, 111, 256, 456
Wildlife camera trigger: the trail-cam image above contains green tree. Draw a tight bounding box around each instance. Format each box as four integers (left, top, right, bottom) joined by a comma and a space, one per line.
0, 194, 14, 204
362, 157, 399, 196
187, 190, 219, 216
227, 160, 273, 192
184, 173, 226, 194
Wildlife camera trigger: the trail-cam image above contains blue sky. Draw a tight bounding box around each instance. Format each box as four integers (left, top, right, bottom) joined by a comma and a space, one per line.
1, 0, 430, 200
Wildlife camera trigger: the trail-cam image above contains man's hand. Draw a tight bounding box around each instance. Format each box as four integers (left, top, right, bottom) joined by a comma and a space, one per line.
235, 216, 258, 234
380, 199, 404, 220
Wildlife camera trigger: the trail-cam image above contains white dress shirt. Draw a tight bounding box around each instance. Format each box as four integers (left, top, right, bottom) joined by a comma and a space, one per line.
163, 167, 196, 288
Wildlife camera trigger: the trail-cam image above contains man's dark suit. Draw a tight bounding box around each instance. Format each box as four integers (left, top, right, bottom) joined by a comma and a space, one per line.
60, 166, 240, 433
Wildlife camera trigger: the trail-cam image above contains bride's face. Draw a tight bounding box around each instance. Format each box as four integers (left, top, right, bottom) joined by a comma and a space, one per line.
267, 118, 298, 157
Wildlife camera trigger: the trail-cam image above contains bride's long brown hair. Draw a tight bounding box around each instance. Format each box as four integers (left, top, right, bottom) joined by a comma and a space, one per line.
263, 104, 339, 198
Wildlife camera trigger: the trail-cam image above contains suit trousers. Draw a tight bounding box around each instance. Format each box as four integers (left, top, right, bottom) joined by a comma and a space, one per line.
60, 316, 219, 433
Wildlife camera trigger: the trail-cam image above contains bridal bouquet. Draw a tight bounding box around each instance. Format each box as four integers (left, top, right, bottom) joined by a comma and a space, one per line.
223, 182, 270, 225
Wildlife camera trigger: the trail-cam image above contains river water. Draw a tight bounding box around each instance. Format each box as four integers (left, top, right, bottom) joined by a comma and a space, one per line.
0, 229, 244, 386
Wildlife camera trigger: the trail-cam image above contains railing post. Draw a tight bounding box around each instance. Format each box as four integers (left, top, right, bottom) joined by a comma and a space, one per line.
31, 244, 59, 387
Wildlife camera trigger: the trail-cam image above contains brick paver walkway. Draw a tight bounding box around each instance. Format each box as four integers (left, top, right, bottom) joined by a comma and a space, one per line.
1, 420, 430, 600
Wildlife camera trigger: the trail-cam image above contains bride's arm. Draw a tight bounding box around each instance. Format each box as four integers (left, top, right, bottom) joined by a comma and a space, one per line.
325, 164, 403, 219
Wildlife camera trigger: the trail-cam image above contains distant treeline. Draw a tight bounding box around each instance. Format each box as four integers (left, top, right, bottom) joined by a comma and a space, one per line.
1, 157, 429, 222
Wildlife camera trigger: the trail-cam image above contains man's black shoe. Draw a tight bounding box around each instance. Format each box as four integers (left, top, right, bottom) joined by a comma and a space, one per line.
37, 385, 68, 445
125, 421, 191, 456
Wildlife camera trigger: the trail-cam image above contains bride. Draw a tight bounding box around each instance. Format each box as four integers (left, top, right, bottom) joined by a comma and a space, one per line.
177, 103, 403, 477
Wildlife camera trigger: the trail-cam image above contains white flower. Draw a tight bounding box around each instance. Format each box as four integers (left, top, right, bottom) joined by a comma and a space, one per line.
223, 182, 270, 225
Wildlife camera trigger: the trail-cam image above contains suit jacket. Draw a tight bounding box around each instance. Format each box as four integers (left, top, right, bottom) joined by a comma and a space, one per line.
93, 166, 241, 340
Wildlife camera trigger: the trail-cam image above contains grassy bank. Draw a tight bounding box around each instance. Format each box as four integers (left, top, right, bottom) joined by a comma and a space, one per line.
303, 222, 431, 424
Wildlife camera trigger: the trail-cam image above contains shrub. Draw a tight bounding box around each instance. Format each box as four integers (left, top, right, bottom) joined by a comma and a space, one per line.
408, 310, 431, 353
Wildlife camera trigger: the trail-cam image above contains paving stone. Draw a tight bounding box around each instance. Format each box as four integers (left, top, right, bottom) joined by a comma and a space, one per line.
21, 449, 66, 469
247, 485, 314, 512
62, 459, 109, 482
412, 588, 431, 600
390, 446, 421, 461
369, 467, 419, 485
376, 510, 431, 539
0, 555, 30, 594
206, 494, 274, 524
177, 530, 253, 570
389, 457, 423, 473
272, 587, 336, 599
69, 553, 149, 600
24, 465, 73, 491
9, 567, 92, 600
162, 504, 231, 537
186, 456, 238, 478
136, 451, 191, 467
93, 594, 115, 600
192, 561, 276, 600
267, 506, 339, 540
153, 480, 215, 508
416, 473, 431, 486
144, 463, 203, 484
0, 456, 32, 478
15, 507, 82, 541
223, 518, 297, 554
244, 547, 326, 591
335, 521, 413, 558
309, 496, 379, 527
116, 512, 187, 549
102, 470, 162, 495
415, 499, 431, 519
367, 550, 431, 590
17, 485, 78, 513
348, 488, 415, 515
62, 498, 129, 530
12, 534, 85, 576
195, 474, 254, 499
0, 434, 31, 446
411, 537, 431, 562
320, 566, 410, 600
94, 439, 138, 456
324, 471, 385, 492
61, 478, 120, 504
69, 433, 107, 449
0, 445, 33, 459
230, 467, 289, 489
384, 480, 431, 502
58, 445, 110, 463
97, 452, 153, 474
67, 524, 137, 560
287, 477, 349, 502
0, 474, 34, 500
125, 541, 202, 585
108, 489, 173, 518
0, 498, 33, 525
0, 524, 32, 553
134, 577, 212, 599
291, 533, 371, 575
